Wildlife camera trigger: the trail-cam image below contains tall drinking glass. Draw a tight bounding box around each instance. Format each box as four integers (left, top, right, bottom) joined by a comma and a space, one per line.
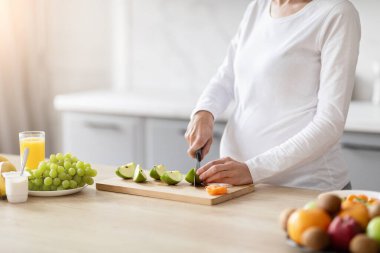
19, 131, 45, 169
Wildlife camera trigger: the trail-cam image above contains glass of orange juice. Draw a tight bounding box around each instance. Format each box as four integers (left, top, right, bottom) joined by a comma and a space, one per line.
19, 131, 45, 169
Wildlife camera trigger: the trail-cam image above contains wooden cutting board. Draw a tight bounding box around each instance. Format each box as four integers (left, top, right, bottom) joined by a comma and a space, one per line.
96, 177, 254, 205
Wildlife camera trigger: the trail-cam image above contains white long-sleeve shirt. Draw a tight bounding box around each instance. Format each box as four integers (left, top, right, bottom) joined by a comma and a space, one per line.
192, 0, 361, 191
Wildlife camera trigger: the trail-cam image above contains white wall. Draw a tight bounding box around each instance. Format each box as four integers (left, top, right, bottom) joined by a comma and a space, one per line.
351, 0, 380, 100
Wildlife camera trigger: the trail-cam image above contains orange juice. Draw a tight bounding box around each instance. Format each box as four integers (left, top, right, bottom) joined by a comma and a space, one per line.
19, 132, 45, 169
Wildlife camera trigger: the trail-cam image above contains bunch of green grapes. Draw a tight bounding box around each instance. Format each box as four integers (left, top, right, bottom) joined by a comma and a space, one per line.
27, 153, 97, 191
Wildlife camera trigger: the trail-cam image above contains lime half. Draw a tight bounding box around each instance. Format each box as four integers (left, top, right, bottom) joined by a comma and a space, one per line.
185, 168, 202, 185
149, 164, 166, 180
133, 165, 147, 183
161, 171, 183, 185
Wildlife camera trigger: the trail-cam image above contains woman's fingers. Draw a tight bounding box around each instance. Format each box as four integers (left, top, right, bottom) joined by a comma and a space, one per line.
203, 167, 233, 183
196, 157, 231, 175
185, 111, 214, 159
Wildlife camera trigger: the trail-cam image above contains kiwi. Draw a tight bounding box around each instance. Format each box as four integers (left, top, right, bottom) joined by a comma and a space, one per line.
301, 227, 329, 250
279, 208, 296, 232
317, 194, 341, 215
350, 234, 379, 253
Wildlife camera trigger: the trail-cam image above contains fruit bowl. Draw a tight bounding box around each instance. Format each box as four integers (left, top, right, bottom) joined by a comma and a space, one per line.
29, 185, 87, 197
280, 190, 380, 253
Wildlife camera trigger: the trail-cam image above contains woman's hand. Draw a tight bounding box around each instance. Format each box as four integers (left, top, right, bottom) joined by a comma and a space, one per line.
185, 110, 214, 159
197, 157, 253, 185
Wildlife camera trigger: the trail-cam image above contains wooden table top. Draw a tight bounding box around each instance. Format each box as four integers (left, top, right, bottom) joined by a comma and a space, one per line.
0, 154, 320, 253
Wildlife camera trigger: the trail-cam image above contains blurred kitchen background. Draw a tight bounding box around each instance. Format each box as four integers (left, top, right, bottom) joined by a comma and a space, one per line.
0, 0, 379, 189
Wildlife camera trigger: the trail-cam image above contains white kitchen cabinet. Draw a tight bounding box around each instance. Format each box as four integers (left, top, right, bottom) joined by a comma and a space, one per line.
341, 132, 380, 191
62, 112, 144, 166
145, 118, 225, 173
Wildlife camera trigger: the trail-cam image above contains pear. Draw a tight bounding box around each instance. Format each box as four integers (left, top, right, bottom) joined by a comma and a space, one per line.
161, 171, 183, 185
0, 155, 9, 163
0, 161, 17, 199
116, 162, 136, 179
149, 164, 166, 180
133, 165, 147, 183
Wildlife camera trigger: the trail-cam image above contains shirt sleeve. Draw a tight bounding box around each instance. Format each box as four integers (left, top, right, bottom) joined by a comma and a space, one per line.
191, 3, 255, 120
245, 2, 361, 183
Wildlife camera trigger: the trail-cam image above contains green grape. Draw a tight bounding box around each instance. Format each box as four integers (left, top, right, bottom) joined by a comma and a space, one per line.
53, 178, 61, 186
33, 169, 42, 178
38, 164, 47, 173
85, 177, 94, 185
73, 175, 81, 183
79, 181, 86, 187
62, 180, 70, 189
68, 167, 76, 176
77, 168, 85, 177
84, 163, 91, 169
42, 185, 50, 191
64, 153, 72, 160
49, 154, 57, 163
85, 168, 92, 176
66, 175, 73, 180
89, 169, 97, 177
34, 178, 43, 186
57, 160, 64, 166
49, 169, 58, 178
57, 166, 65, 173
57, 186, 64, 191
71, 156, 78, 163
76, 161, 84, 169
28, 181, 34, 190
56, 153, 64, 160
44, 177, 53, 186
58, 172, 67, 181
50, 163, 58, 171
69, 180, 77, 189
43, 170, 50, 177
28, 174, 35, 180
63, 161, 71, 170
50, 185, 57, 191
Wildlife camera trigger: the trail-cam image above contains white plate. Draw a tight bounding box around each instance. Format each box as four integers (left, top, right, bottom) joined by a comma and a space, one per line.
29, 185, 87, 197
319, 190, 380, 199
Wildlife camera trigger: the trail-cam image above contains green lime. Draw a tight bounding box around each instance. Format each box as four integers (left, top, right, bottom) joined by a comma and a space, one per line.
161, 171, 183, 185
149, 164, 166, 180
185, 168, 202, 185
133, 165, 147, 183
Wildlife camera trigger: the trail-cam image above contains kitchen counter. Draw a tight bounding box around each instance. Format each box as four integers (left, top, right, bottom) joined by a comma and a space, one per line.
55, 90, 380, 133
0, 154, 319, 253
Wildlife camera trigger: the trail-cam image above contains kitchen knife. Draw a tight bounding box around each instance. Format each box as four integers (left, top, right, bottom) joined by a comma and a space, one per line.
194, 149, 202, 188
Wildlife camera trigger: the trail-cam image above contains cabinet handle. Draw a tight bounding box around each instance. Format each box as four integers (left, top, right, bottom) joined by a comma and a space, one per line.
341, 143, 380, 151
179, 129, 222, 140
84, 121, 121, 131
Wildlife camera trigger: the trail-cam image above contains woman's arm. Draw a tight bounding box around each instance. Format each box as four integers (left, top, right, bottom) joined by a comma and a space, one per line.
245, 2, 361, 183
186, 3, 254, 158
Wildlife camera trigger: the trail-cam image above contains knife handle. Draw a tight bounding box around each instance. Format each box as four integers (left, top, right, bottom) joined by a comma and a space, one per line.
195, 149, 202, 162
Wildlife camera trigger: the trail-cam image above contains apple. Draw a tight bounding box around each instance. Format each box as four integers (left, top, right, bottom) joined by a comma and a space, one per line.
303, 200, 317, 210
367, 217, 380, 244
328, 216, 362, 251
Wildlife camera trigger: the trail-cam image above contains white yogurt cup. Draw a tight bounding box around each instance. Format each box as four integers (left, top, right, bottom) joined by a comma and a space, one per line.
2, 171, 29, 203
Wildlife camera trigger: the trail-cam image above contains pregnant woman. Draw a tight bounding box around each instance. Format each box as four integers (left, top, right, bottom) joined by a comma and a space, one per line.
185, 0, 361, 190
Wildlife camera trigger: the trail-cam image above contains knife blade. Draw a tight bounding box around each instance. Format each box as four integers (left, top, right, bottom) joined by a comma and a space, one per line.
194, 149, 202, 188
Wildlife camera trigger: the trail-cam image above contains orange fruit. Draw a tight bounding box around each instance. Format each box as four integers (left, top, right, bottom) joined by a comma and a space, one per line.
287, 208, 332, 245
339, 201, 369, 229
205, 185, 227, 195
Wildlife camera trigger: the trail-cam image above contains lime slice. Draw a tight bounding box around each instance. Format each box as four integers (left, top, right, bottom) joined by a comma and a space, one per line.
133, 165, 147, 183
149, 164, 166, 180
185, 168, 202, 185
116, 162, 136, 179
161, 171, 183, 185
